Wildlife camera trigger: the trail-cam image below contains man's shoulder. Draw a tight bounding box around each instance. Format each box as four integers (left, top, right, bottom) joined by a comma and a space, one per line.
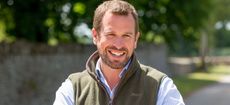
68, 70, 92, 83
139, 64, 166, 80
69, 70, 88, 77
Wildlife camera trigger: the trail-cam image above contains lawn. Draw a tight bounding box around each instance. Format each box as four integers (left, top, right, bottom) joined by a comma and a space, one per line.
173, 65, 230, 98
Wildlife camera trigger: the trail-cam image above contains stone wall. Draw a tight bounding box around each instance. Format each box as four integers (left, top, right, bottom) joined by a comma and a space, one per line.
0, 41, 169, 105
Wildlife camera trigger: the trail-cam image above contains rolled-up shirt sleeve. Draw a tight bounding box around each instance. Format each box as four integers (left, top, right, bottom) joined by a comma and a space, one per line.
53, 79, 74, 105
157, 77, 185, 105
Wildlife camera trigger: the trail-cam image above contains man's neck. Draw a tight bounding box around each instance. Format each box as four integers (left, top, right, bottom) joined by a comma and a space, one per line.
100, 61, 122, 90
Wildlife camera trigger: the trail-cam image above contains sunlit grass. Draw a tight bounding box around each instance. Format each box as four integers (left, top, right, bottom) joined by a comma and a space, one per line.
173, 65, 230, 98
188, 73, 221, 81
209, 65, 230, 74
173, 76, 214, 98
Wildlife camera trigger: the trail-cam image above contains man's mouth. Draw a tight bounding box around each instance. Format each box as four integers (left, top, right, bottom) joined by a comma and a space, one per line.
108, 50, 125, 57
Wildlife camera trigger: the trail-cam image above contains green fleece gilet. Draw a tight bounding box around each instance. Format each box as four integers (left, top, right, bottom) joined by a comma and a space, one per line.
69, 51, 166, 105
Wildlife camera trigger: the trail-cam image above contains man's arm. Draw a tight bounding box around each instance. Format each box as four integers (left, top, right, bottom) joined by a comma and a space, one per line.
53, 79, 74, 105
157, 77, 185, 105
53, 76, 185, 105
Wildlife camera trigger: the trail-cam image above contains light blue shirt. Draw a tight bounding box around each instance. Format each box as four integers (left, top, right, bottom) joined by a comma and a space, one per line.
53, 59, 185, 105
95, 58, 131, 99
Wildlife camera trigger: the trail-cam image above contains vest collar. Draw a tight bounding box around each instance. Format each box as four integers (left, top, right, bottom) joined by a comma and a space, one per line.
86, 51, 141, 84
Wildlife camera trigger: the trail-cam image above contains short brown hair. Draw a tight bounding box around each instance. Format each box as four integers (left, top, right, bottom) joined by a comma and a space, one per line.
93, 0, 139, 34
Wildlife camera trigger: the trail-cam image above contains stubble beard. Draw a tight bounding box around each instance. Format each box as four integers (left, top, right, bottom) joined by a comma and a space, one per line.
99, 47, 131, 69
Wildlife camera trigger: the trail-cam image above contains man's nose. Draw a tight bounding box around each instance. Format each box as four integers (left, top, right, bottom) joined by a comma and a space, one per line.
112, 37, 125, 49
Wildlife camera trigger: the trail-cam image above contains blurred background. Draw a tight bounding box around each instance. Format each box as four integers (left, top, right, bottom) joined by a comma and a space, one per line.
0, 0, 229, 105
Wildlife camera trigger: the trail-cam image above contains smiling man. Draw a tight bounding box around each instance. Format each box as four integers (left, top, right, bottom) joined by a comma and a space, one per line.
53, 0, 184, 105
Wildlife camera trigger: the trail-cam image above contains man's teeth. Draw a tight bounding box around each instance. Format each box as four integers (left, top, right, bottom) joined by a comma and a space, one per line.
110, 51, 124, 56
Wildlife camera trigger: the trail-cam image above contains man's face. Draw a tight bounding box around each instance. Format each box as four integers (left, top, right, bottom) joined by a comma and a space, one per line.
92, 11, 139, 69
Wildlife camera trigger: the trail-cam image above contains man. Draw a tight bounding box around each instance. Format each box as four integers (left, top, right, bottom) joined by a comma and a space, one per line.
53, 0, 184, 105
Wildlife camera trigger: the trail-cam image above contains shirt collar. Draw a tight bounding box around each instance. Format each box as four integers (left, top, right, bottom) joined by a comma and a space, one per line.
95, 58, 131, 79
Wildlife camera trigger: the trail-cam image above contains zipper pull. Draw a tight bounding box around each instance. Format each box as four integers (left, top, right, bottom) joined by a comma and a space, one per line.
109, 98, 112, 105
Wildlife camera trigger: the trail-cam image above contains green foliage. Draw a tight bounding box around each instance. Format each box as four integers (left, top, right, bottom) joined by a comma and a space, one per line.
0, 20, 15, 42
212, 0, 230, 53
128, 0, 215, 56
73, 2, 86, 15
0, 0, 216, 55
214, 0, 230, 22
210, 47, 230, 56
215, 28, 230, 48
0, 0, 99, 43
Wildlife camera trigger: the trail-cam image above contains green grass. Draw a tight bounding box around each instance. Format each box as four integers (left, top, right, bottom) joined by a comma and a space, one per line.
173, 65, 230, 98
209, 65, 230, 74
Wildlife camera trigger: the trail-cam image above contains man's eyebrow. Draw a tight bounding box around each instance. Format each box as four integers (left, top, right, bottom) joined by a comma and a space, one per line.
103, 31, 114, 35
103, 30, 134, 35
124, 32, 134, 35
103, 29, 114, 33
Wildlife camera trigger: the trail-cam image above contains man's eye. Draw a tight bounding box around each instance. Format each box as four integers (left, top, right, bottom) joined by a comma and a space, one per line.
106, 34, 115, 37
124, 34, 131, 38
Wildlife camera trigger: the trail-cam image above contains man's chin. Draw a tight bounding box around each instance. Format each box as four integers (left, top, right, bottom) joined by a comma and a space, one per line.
100, 54, 129, 69
108, 65, 124, 70
106, 60, 127, 69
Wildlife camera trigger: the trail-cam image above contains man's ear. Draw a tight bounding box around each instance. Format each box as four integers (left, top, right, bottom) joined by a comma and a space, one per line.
92, 28, 98, 45
134, 32, 140, 49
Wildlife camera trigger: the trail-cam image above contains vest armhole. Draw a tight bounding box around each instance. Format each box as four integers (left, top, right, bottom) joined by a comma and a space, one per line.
67, 70, 89, 105
140, 64, 167, 104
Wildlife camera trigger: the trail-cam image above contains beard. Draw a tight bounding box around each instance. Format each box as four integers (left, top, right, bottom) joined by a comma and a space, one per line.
99, 46, 131, 69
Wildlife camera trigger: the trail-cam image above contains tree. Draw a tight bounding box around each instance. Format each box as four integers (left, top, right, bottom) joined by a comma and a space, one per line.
0, 0, 98, 43
0, 0, 215, 56
129, 0, 215, 56
213, 0, 230, 49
